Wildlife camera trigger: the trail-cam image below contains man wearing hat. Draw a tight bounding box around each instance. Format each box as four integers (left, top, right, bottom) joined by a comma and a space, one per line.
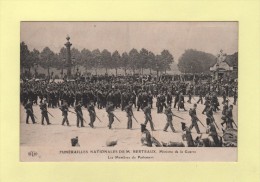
143, 103, 155, 131
106, 102, 115, 129
60, 100, 70, 126
75, 101, 84, 128
140, 124, 152, 147
87, 100, 96, 128
181, 122, 195, 147
163, 105, 176, 132
125, 101, 133, 129
39, 99, 51, 125
221, 100, 229, 127
178, 92, 187, 111
189, 104, 201, 134
24, 100, 36, 124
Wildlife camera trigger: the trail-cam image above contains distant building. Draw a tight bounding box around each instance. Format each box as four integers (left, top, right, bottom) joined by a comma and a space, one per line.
210, 50, 238, 80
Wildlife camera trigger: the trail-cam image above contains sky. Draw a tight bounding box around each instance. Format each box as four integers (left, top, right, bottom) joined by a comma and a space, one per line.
21, 22, 238, 62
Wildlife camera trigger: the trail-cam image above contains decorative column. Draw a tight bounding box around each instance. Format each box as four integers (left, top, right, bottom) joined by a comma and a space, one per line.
64, 35, 72, 77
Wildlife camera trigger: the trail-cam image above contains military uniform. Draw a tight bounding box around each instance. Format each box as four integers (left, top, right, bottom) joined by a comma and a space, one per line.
87, 102, 96, 128
189, 106, 201, 134
197, 90, 203, 104
60, 102, 70, 126
163, 107, 175, 132
206, 118, 220, 146
125, 102, 133, 129
143, 105, 155, 131
25, 101, 36, 124
178, 93, 186, 111
226, 106, 234, 129
106, 103, 115, 129
75, 103, 84, 127
39, 101, 50, 125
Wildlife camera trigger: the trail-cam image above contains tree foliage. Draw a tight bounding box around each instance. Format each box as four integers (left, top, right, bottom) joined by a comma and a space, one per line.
20, 42, 175, 75
177, 49, 216, 73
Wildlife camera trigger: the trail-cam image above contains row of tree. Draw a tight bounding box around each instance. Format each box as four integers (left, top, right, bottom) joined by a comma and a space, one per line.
20, 42, 174, 75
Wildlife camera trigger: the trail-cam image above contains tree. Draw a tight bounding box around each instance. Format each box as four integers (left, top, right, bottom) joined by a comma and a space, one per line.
129, 48, 139, 74
160, 49, 174, 74
111, 50, 121, 76
30, 49, 40, 74
139, 48, 149, 75
101, 49, 112, 74
92, 49, 101, 75
121, 52, 129, 75
81, 48, 93, 72
20, 42, 31, 72
177, 49, 216, 73
40, 47, 55, 76
147, 51, 155, 74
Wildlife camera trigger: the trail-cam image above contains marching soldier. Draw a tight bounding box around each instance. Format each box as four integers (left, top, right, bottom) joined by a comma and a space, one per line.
197, 89, 203, 104
221, 100, 229, 126
143, 103, 155, 131
206, 118, 221, 147
39, 100, 51, 125
189, 104, 201, 134
187, 90, 192, 104
166, 91, 173, 106
206, 105, 215, 123
60, 100, 70, 126
87, 101, 96, 128
24, 100, 36, 124
163, 105, 176, 132
125, 101, 134, 129
173, 91, 179, 108
178, 92, 187, 111
226, 105, 234, 129
75, 101, 84, 128
106, 102, 115, 129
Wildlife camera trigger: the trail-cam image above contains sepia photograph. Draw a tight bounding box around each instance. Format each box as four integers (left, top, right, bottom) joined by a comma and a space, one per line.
20, 22, 238, 161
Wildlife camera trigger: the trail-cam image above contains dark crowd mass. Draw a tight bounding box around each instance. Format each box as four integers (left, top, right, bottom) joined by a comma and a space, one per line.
20, 73, 238, 147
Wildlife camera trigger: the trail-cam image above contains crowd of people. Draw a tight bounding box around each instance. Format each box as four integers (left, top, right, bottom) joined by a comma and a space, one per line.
21, 73, 238, 147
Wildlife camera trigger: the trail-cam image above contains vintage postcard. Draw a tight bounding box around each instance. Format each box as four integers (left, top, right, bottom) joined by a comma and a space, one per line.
20, 22, 238, 161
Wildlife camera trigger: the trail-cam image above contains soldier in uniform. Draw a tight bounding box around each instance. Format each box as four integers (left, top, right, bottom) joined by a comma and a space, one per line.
226, 105, 234, 129
75, 101, 84, 128
163, 105, 176, 132
39, 100, 51, 125
125, 101, 134, 129
187, 90, 192, 104
206, 105, 215, 124
197, 90, 203, 104
106, 102, 115, 129
221, 100, 229, 126
24, 100, 36, 124
140, 124, 152, 147
189, 104, 201, 134
173, 91, 179, 108
178, 92, 187, 111
87, 101, 96, 128
181, 122, 195, 147
206, 117, 220, 147
137, 91, 143, 111
60, 100, 70, 126
143, 103, 155, 131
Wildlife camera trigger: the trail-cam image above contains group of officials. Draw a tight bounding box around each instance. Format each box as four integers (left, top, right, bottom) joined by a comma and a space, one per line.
22, 74, 237, 147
